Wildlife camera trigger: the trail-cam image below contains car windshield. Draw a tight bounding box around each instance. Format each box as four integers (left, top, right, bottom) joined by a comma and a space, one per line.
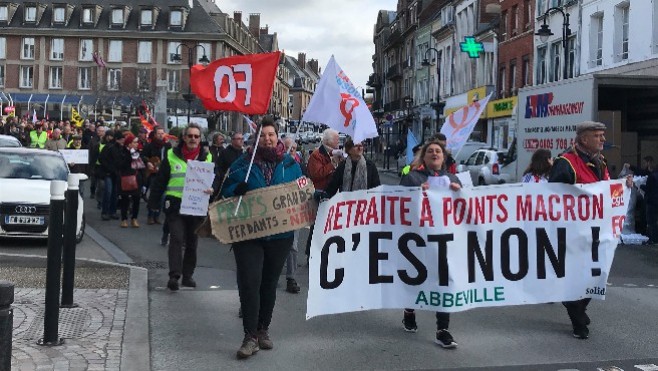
0, 152, 68, 180
0, 137, 20, 147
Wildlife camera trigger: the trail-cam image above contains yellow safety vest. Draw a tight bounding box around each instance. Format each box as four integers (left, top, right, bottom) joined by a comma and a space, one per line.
95, 143, 105, 165
401, 165, 411, 176
29, 131, 48, 148
165, 148, 213, 199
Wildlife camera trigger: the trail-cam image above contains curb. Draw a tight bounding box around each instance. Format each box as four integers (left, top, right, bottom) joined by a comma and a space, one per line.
85, 225, 134, 264
0, 252, 149, 371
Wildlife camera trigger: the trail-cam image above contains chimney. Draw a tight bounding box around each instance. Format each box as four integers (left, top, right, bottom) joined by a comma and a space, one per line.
249, 13, 260, 38
233, 11, 242, 25
297, 52, 306, 69
308, 59, 319, 74
260, 25, 269, 35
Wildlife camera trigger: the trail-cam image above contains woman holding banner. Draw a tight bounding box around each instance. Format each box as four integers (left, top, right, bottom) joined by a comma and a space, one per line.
400, 140, 461, 349
324, 137, 380, 197
221, 116, 302, 359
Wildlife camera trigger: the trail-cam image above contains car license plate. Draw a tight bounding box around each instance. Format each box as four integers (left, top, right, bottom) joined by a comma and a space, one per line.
5, 215, 45, 225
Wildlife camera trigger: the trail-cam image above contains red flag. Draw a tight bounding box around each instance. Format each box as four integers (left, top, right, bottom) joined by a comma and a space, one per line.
190, 52, 280, 115
92, 51, 106, 68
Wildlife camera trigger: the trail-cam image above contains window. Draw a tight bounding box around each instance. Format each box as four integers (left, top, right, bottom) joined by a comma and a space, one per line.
108, 40, 122, 62
138, 41, 152, 63
53, 7, 65, 23
550, 41, 561, 82
111, 8, 123, 24
524, 0, 531, 31
137, 69, 150, 91
500, 11, 508, 40
509, 61, 517, 93
0, 37, 5, 59
170, 10, 182, 26
79, 67, 91, 90
167, 69, 180, 92
537, 0, 547, 16
590, 13, 604, 66
79, 39, 93, 61
50, 38, 64, 60
511, 5, 518, 36
20, 66, 34, 88
25, 6, 36, 22
108, 68, 121, 90
522, 55, 530, 86
536, 46, 547, 84
567, 36, 575, 78
498, 67, 506, 96
0, 65, 5, 87
22, 37, 35, 59
49, 66, 62, 89
619, 5, 629, 60
168, 42, 181, 64
141, 9, 153, 25
0, 6, 7, 21
82, 8, 93, 23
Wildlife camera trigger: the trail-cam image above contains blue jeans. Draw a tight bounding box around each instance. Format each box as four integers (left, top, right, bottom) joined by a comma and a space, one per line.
102, 176, 117, 216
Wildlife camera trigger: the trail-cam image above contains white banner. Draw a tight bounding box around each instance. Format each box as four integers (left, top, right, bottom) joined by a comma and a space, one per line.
59, 149, 89, 164
307, 181, 630, 319
180, 160, 215, 216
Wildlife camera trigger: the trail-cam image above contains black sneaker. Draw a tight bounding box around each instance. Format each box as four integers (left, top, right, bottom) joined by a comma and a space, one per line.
167, 277, 179, 291
236, 335, 259, 359
435, 329, 458, 348
573, 325, 589, 339
286, 278, 300, 293
181, 277, 196, 288
402, 311, 417, 332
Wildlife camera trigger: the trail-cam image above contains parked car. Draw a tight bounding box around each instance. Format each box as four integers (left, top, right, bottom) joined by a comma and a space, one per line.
457, 148, 515, 185
452, 141, 488, 164
0, 134, 21, 147
0, 148, 86, 242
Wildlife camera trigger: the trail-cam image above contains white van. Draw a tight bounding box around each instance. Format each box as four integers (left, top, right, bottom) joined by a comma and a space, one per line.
453, 141, 488, 164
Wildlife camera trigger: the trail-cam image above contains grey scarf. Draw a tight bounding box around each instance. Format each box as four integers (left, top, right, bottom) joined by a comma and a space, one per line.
342, 156, 368, 191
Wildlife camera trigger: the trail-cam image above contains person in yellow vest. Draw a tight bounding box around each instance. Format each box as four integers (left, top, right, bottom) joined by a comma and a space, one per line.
29, 123, 48, 148
148, 123, 218, 291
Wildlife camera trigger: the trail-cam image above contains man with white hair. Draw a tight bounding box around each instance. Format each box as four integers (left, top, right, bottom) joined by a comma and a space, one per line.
45, 128, 67, 151
305, 128, 344, 261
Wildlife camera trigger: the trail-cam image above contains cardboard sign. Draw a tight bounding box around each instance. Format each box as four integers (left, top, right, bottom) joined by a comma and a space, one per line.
209, 178, 317, 244
59, 149, 89, 164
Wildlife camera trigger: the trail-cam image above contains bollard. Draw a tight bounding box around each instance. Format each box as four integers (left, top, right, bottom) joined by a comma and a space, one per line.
38, 180, 66, 346
61, 175, 80, 308
0, 281, 14, 371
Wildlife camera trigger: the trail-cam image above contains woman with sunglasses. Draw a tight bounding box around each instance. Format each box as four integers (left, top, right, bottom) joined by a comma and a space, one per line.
222, 116, 303, 359
148, 123, 217, 291
324, 137, 380, 197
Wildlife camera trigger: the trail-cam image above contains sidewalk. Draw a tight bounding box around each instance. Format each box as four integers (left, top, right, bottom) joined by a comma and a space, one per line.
3, 247, 148, 370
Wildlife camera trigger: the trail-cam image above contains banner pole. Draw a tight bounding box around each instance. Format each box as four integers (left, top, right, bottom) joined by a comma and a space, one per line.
234, 123, 263, 216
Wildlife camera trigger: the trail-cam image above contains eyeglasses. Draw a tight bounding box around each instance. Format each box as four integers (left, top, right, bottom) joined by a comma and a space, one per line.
186, 134, 200, 139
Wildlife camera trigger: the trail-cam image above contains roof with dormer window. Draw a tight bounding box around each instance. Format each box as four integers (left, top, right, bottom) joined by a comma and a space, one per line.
0, 0, 224, 34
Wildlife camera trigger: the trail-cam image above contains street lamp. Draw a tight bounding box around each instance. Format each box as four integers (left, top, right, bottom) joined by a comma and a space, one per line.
535, 7, 571, 80
421, 47, 446, 139
172, 44, 211, 126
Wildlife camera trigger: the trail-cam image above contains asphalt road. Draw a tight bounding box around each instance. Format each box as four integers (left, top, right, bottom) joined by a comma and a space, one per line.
3, 171, 658, 370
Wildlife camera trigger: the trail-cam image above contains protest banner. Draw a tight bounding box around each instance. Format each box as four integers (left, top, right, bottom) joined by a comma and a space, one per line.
306, 181, 630, 319
180, 160, 216, 216
59, 149, 89, 164
209, 178, 317, 244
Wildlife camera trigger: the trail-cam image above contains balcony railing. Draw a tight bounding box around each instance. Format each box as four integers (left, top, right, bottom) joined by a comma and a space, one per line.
367, 73, 382, 87
386, 64, 401, 80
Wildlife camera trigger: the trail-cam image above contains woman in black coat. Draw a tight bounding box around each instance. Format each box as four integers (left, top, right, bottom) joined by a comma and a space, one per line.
117, 133, 145, 228
325, 137, 380, 197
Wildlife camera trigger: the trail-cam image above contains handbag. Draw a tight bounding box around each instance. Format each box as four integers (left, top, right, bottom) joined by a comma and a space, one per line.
120, 174, 139, 192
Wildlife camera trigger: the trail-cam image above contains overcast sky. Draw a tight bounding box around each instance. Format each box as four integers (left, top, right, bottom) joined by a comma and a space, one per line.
215, 0, 398, 89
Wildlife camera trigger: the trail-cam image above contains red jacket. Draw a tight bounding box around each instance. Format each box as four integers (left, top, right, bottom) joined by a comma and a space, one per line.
307, 145, 335, 191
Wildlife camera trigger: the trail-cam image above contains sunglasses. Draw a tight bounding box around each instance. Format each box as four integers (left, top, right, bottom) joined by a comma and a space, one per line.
186, 134, 200, 139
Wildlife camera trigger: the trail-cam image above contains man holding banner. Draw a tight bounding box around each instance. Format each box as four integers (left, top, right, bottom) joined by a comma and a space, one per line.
549, 120, 631, 339
221, 117, 303, 359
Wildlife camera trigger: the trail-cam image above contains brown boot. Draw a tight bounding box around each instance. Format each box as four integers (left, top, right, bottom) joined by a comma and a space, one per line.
131, 219, 140, 228
147, 217, 155, 225
120, 220, 128, 228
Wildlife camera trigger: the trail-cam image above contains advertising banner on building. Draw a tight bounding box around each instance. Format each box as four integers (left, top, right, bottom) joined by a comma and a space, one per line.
306, 181, 629, 319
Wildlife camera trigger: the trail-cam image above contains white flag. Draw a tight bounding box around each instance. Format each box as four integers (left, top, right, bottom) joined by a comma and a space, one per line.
243, 115, 257, 133
302, 56, 378, 143
440, 93, 493, 155
32, 109, 37, 124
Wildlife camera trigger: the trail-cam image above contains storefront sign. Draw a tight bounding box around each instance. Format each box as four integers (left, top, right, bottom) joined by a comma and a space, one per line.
486, 97, 518, 118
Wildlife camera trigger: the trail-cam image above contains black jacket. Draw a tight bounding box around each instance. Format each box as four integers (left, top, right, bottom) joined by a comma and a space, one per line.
325, 157, 381, 197
147, 146, 219, 213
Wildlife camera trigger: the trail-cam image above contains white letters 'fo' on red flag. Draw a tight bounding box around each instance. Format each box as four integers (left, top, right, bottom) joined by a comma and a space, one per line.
302, 56, 378, 143
190, 52, 280, 115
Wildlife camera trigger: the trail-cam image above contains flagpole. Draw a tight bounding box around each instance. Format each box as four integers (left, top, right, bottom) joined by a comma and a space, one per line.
234, 124, 262, 216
